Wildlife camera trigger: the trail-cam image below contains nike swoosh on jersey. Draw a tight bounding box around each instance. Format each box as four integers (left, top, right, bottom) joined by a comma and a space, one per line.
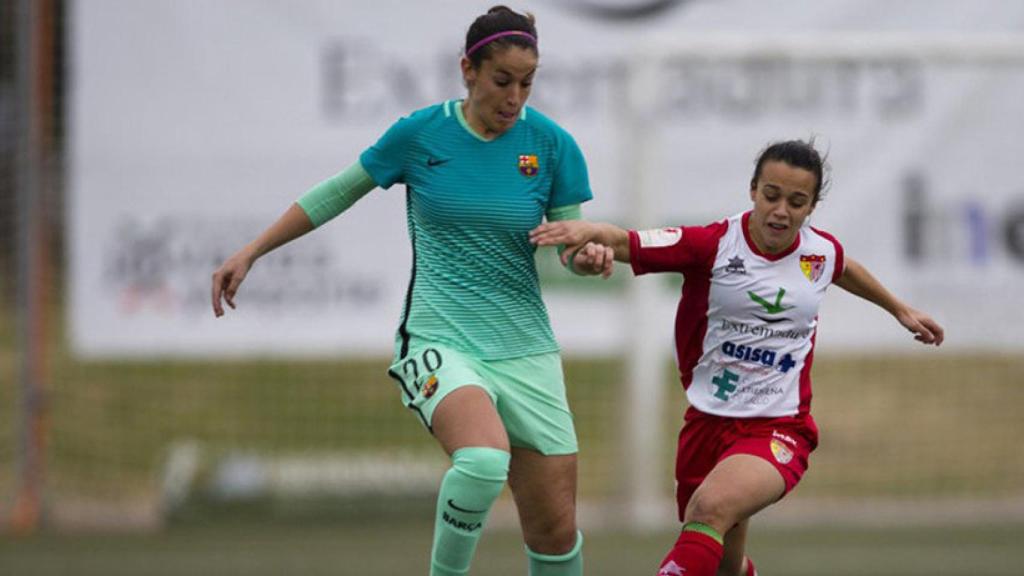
426, 157, 451, 167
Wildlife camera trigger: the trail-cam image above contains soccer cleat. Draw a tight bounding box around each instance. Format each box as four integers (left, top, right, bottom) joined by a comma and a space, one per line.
658, 560, 685, 576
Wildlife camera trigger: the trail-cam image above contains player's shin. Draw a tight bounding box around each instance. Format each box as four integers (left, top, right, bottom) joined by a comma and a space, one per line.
430, 447, 510, 576
657, 522, 724, 576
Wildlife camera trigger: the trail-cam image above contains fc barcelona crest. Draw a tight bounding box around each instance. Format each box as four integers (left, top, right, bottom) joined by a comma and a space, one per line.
422, 375, 439, 399
518, 154, 539, 177
799, 254, 826, 283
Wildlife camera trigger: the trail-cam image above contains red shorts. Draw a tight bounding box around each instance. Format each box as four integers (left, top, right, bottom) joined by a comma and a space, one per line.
674, 408, 819, 521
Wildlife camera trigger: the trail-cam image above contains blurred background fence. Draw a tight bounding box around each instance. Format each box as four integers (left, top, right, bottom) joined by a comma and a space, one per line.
2, 0, 1024, 538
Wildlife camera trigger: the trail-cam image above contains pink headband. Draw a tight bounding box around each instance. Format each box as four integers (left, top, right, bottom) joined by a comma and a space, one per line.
465, 30, 537, 58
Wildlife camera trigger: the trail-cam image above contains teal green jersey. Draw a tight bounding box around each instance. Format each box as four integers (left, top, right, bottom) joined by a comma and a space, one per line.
360, 100, 592, 360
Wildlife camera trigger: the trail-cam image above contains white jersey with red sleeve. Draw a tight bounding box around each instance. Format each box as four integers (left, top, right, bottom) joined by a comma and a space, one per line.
628, 211, 845, 418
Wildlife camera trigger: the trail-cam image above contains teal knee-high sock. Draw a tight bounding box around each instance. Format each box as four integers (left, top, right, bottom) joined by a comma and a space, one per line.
431, 447, 510, 576
527, 531, 583, 576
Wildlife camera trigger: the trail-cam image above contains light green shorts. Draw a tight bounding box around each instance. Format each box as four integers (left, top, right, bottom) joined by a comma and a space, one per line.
387, 344, 578, 456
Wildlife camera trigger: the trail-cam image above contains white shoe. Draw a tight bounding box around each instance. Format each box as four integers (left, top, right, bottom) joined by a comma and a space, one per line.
658, 560, 686, 576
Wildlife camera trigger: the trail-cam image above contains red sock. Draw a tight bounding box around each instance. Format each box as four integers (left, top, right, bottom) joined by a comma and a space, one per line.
745, 556, 757, 576
656, 527, 723, 576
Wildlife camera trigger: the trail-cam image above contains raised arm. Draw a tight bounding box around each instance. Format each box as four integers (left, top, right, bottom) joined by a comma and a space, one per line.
835, 257, 944, 346
211, 203, 314, 317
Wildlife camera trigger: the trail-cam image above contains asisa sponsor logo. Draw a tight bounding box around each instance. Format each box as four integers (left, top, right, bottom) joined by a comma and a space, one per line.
721, 341, 775, 366
720, 341, 797, 373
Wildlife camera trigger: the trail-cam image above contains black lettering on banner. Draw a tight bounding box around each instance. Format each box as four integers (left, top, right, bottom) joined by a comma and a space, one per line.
903, 172, 927, 261
1004, 204, 1024, 263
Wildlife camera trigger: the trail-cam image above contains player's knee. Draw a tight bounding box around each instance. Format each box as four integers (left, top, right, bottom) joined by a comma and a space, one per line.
685, 490, 735, 532
452, 446, 510, 483
524, 510, 577, 554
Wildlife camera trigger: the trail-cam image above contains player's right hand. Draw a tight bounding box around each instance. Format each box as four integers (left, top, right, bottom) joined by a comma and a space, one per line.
211, 249, 255, 317
571, 241, 615, 278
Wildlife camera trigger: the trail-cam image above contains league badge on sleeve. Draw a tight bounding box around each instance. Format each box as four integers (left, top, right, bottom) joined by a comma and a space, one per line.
638, 227, 682, 248
518, 154, 539, 177
799, 254, 826, 283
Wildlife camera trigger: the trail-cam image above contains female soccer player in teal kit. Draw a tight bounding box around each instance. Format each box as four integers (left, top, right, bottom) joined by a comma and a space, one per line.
211, 6, 612, 576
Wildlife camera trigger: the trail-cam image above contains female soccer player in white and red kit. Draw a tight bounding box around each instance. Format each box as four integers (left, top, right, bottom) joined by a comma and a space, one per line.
530, 140, 944, 576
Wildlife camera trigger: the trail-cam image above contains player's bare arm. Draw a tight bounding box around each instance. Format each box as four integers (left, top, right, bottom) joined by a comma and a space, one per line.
211, 203, 314, 317
530, 220, 631, 264
835, 257, 944, 346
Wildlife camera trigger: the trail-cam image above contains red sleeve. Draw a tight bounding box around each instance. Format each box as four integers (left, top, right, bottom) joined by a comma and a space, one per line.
629, 220, 728, 276
811, 226, 845, 283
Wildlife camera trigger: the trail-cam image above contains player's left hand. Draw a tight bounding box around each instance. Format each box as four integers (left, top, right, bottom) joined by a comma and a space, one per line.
570, 241, 614, 279
529, 221, 596, 256
896, 306, 944, 346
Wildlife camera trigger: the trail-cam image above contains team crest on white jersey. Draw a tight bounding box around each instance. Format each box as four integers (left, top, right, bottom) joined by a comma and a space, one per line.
638, 227, 682, 248
799, 254, 826, 283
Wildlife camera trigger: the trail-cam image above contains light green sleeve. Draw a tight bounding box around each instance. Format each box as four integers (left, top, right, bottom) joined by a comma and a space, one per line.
296, 161, 378, 228
544, 204, 587, 275
546, 204, 582, 223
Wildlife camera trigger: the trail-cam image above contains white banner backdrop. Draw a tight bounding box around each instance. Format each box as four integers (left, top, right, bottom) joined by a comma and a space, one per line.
69, 0, 1024, 356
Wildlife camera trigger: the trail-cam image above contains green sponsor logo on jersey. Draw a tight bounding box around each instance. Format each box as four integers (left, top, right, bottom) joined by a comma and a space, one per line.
712, 369, 740, 400
747, 287, 793, 314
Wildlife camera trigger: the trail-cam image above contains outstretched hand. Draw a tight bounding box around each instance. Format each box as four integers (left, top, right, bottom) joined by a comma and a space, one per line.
529, 220, 597, 262
529, 221, 614, 277
896, 306, 944, 346
211, 249, 255, 317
